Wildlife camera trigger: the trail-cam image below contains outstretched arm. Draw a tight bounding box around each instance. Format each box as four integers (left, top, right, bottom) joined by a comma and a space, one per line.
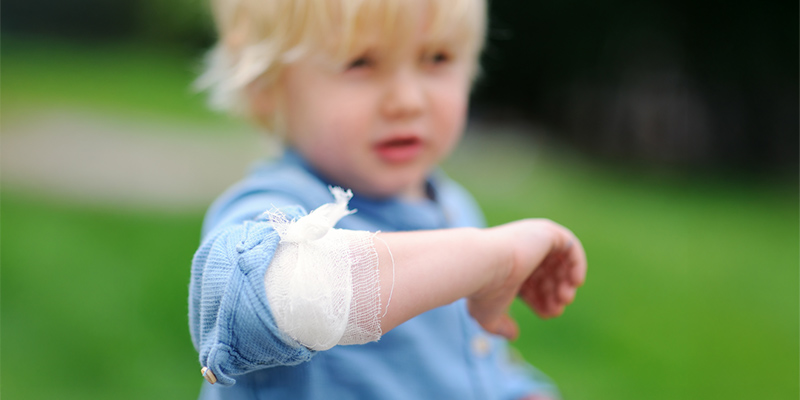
191, 190, 586, 385
375, 219, 586, 340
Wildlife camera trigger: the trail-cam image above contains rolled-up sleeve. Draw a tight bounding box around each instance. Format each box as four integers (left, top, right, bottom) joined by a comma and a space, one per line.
189, 204, 315, 386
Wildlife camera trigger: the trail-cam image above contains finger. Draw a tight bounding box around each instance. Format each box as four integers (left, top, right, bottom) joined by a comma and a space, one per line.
518, 282, 536, 306
540, 251, 562, 274
557, 281, 576, 304
545, 221, 574, 254
525, 268, 555, 317
565, 237, 587, 286
519, 283, 541, 312
556, 258, 569, 280
548, 303, 566, 318
487, 314, 519, 340
538, 279, 555, 311
540, 277, 556, 297
569, 257, 587, 286
539, 296, 553, 318
499, 314, 520, 340
538, 293, 558, 319
544, 288, 567, 317
529, 284, 550, 318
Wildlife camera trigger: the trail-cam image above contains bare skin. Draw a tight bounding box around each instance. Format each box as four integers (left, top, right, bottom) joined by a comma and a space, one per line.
374, 218, 587, 340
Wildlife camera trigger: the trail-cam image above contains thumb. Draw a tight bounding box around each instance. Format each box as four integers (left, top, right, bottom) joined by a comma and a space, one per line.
486, 313, 519, 341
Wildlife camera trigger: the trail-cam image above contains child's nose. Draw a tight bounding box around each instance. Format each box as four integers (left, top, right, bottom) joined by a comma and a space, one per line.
380, 68, 424, 120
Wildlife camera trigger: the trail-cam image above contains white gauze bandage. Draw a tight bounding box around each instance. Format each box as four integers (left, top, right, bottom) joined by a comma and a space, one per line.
264, 187, 388, 350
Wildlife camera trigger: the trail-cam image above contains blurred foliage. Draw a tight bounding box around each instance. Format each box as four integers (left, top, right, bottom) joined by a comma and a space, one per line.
3, 0, 797, 170
1, 38, 226, 126
135, 0, 215, 49
2, 0, 140, 40
475, 1, 798, 171
1, 0, 214, 47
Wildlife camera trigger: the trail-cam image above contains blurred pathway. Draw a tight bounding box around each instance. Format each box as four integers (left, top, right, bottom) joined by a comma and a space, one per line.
1, 108, 542, 212
1, 109, 273, 211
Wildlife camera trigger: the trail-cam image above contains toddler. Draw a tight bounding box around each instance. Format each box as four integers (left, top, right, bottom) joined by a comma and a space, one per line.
189, 0, 587, 399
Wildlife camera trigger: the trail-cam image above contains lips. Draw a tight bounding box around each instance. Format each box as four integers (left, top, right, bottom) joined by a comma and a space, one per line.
374, 136, 423, 163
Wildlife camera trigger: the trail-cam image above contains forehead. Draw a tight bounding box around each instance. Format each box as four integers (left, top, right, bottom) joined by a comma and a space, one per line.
304, 0, 484, 59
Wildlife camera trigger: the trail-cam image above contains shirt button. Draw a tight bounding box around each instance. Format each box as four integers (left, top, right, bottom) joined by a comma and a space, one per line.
201, 367, 217, 384
471, 335, 491, 357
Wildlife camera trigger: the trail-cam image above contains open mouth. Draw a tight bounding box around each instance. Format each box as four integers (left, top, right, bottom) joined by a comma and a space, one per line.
374, 136, 423, 163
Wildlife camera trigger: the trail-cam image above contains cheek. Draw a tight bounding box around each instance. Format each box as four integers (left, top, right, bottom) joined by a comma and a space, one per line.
286, 97, 344, 144
434, 85, 469, 138
321, 99, 376, 144
325, 110, 362, 139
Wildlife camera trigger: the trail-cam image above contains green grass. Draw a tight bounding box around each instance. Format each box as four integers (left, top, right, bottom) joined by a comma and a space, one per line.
2, 37, 236, 131
446, 143, 799, 399
2, 38, 798, 399
1, 192, 204, 399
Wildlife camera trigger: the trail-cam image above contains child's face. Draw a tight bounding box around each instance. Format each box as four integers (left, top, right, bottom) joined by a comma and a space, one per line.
266, 16, 474, 199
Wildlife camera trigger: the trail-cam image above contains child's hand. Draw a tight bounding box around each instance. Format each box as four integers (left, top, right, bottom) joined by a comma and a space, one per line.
468, 219, 587, 340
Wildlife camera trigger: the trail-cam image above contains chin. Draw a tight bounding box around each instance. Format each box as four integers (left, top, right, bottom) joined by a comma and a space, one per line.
370, 176, 428, 200
355, 183, 405, 200
347, 161, 431, 199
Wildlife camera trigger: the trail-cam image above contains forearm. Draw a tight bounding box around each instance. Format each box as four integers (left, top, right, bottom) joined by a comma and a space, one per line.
374, 228, 507, 334
263, 190, 585, 349
375, 219, 586, 340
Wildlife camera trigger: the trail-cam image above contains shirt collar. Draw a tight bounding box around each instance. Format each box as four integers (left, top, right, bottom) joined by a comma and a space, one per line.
279, 148, 449, 231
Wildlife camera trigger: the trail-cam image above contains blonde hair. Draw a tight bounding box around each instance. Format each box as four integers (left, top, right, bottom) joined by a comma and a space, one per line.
196, 0, 486, 123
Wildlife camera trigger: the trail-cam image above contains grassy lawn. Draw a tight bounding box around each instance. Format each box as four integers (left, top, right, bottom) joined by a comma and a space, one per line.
1, 192, 203, 399
1, 37, 238, 132
2, 38, 798, 399
447, 143, 799, 399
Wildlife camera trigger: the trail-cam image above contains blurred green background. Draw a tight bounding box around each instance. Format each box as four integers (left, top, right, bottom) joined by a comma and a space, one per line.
2, 1, 798, 399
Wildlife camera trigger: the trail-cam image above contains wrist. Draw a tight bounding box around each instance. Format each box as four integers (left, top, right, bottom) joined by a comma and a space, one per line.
470, 226, 515, 300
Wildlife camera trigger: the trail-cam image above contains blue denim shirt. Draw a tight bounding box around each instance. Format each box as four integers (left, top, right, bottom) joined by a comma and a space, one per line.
189, 150, 557, 399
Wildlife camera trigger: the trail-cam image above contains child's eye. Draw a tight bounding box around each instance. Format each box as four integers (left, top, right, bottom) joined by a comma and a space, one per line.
423, 51, 451, 65
346, 55, 374, 70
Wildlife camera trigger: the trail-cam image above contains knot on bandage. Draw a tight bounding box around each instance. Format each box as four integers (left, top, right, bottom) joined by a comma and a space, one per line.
269, 186, 355, 243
